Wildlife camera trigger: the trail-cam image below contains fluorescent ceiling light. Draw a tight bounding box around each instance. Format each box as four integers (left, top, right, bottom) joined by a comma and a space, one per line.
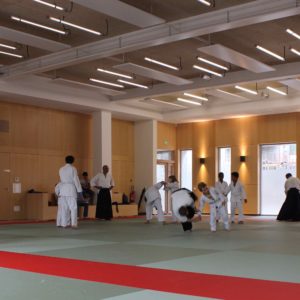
144, 57, 179, 71
216, 89, 247, 99
290, 48, 300, 56
89, 78, 124, 88
49, 17, 101, 35
177, 97, 202, 106
197, 0, 211, 6
193, 65, 223, 77
235, 85, 258, 95
266, 86, 287, 96
256, 45, 285, 61
0, 51, 23, 58
0, 43, 16, 50
286, 28, 300, 40
197, 57, 228, 71
184, 92, 208, 101
33, 0, 64, 11
97, 68, 132, 79
117, 79, 149, 89
150, 99, 186, 108
11, 16, 66, 35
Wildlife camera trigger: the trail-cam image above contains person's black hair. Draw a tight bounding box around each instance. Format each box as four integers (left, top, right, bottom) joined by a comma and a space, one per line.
82, 172, 88, 176
218, 172, 224, 177
286, 173, 292, 179
186, 206, 195, 219
231, 171, 239, 178
179, 206, 187, 216
65, 155, 74, 164
168, 175, 178, 183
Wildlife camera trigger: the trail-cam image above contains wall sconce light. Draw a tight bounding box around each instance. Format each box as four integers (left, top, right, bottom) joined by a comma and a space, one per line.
199, 158, 206, 164
240, 155, 246, 162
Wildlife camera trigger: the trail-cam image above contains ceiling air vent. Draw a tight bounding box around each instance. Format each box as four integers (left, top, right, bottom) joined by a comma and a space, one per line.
0, 120, 9, 132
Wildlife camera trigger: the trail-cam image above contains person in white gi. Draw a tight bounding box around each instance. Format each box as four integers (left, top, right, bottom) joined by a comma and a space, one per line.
144, 181, 165, 224
284, 173, 300, 194
172, 188, 199, 231
227, 172, 247, 224
55, 182, 70, 228
164, 175, 180, 222
215, 172, 229, 220
58, 155, 83, 228
198, 182, 229, 232
90, 165, 115, 220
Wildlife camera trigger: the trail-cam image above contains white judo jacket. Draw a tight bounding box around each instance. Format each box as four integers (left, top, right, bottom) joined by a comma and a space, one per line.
199, 187, 226, 214
59, 164, 82, 198
145, 182, 164, 203
165, 182, 180, 193
172, 189, 195, 223
215, 181, 229, 197
227, 181, 246, 203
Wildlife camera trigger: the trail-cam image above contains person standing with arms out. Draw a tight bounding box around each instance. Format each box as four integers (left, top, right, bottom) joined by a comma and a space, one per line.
227, 172, 247, 224
215, 172, 229, 221
91, 165, 115, 220
58, 155, 83, 228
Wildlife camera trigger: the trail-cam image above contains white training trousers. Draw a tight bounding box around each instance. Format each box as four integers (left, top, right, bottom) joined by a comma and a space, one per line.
146, 198, 165, 222
230, 200, 244, 222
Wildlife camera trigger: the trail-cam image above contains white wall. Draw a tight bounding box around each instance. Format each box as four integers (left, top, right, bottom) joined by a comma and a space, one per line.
134, 120, 157, 211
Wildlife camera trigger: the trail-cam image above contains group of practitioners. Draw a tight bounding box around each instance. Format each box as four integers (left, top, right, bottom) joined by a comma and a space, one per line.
145, 171, 247, 232
54, 154, 300, 230
55, 155, 115, 228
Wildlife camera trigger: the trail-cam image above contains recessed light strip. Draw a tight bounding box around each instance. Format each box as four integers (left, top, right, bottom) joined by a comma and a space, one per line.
49, 17, 101, 35
193, 65, 223, 77
216, 89, 247, 99
97, 68, 132, 79
235, 85, 258, 95
197, 0, 211, 6
267, 86, 287, 96
290, 48, 300, 57
11, 16, 66, 35
0, 43, 17, 50
197, 57, 228, 71
144, 57, 179, 71
177, 97, 202, 106
33, 0, 64, 11
0, 51, 23, 58
151, 99, 186, 108
117, 79, 149, 89
89, 78, 124, 88
286, 28, 300, 40
256, 45, 285, 61
184, 92, 208, 101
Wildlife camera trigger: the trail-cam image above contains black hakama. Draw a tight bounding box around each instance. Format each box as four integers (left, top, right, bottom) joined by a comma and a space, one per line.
181, 221, 193, 231
96, 188, 113, 220
277, 188, 300, 221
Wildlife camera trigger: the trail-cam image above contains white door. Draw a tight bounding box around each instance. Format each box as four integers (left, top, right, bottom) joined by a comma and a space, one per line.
180, 150, 193, 190
260, 144, 297, 215
156, 164, 166, 212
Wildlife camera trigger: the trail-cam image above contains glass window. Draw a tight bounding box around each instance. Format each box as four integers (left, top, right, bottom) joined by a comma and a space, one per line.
157, 151, 172, 160
180, 150, 193, 190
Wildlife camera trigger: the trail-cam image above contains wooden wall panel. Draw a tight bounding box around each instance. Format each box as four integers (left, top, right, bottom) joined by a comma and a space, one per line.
112, 119, 134, 195
157, 122, 177, 150
0, 100, 92, 220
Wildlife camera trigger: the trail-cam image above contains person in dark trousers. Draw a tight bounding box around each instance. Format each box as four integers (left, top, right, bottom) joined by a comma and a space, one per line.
90, 165, 115, 220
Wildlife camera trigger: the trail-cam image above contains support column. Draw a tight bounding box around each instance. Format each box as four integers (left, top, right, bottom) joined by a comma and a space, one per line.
92, 111, 112, 175
134, 120, 157, 210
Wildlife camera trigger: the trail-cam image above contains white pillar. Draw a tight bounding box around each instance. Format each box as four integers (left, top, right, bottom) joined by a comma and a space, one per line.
92, 111, 112, 175
134, 120, 157, 209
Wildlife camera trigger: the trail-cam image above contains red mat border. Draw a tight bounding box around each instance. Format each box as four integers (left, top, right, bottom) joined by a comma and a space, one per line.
0, 251, 299, 299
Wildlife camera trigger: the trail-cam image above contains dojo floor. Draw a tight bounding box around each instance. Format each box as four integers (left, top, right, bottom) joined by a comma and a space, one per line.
0, 216, 299, 299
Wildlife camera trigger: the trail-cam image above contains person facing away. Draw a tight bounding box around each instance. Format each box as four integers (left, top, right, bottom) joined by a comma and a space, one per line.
277, 173, 300, 221
215, 172, 229, 221
171, 188, 198, 231
90, 165, 115, 220
80, 171, 94, 203
284, 173, 300, 194
198, 182, 229, 232
164, 175, 180, 222
58, 155, 83, 228
144, 181, 166, 224
227, 172, 247, 224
